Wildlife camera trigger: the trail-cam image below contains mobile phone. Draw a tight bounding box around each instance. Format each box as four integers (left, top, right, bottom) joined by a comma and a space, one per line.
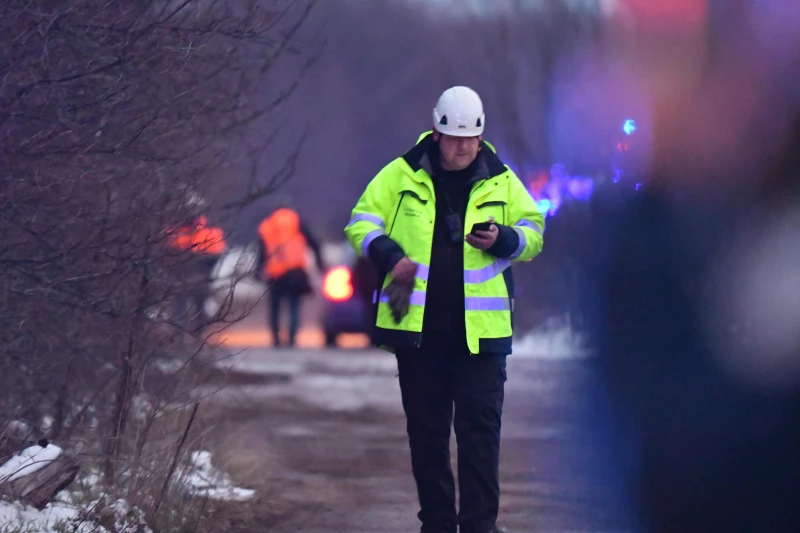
470, 221, 494, 235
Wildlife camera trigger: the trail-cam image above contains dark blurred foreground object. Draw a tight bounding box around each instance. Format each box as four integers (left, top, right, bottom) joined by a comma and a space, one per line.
593, 113, 800, 533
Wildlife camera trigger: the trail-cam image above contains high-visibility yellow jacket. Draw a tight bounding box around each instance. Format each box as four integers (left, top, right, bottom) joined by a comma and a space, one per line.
345, 132, 544, 354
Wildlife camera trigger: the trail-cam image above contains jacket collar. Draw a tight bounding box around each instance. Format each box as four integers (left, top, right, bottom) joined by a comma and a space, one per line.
402, 132, 508, 183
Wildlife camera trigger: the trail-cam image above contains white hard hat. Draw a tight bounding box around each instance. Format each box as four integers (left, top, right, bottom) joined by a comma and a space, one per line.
432, 86, 485, 137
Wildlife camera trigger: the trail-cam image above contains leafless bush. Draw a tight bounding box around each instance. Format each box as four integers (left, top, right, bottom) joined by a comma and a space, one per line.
0, 0, 320, 522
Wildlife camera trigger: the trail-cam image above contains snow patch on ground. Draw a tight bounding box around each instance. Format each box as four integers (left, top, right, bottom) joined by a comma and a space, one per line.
277, 425, 317, 437
205, 321, 592, 413
1, 500, 79, 533
0, 447, 152, 533
0, 497, 151, 533
513, 321, 592, 360
151, 357, 185, 375
210, 370, 403, 413
39, 417, 54, 436
279, 373, 401, 413
87, 498, 152, 533
219, 349, 397, 377
0, 447, 252, 533
221, 355, 306, 377
178, 451, 255, 502
3, 420, 35, 441
0, 443, 62, 484
131, 395, 154, 423
208, 348, 402, 412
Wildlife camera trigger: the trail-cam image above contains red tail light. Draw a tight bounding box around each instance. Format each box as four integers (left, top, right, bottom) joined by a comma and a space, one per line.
323, 266, 354, 302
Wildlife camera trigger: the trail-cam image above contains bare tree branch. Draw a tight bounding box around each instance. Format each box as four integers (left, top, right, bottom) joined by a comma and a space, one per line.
0, 0, 323, 517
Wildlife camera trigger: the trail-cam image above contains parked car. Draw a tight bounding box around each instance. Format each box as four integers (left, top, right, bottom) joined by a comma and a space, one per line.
320, 250, 378, 347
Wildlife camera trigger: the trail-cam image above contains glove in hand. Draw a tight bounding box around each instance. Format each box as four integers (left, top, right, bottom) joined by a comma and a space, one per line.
384, 279, 414, 324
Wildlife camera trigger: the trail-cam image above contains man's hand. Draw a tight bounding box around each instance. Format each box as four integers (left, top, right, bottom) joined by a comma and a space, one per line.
466, 223, 499, 251
391, 256, 418, 284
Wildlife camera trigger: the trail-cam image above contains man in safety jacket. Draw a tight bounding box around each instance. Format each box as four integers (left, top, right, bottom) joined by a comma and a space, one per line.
256, 207, 325, 347
344, 86, 544, 533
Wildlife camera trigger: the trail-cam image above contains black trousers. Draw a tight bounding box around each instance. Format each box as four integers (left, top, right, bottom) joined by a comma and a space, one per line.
268, 284, 300, 346
267, 268, 309, 346
396, 336, 507, 533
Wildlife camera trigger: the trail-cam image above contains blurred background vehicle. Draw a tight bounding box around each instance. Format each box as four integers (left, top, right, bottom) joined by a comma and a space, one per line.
320, 242, 378, 347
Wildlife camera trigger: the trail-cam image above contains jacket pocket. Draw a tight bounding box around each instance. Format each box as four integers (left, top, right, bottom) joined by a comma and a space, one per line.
476, 200, 506, 209
475, 200, 507, 225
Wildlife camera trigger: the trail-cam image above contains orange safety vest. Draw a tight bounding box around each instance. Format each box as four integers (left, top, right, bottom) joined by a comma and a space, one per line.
168, 216, 226, 255
258, 208, 308, 279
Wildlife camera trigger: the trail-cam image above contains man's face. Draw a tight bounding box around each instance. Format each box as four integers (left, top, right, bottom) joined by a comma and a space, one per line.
437, 133, 481, 171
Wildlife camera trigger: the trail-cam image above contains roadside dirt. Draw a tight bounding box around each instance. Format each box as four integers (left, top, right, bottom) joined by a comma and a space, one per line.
197, 351, 630, 533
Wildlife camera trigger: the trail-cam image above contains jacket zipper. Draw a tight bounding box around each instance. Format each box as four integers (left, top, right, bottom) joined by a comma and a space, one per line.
387, 191, 424, 348
387, 192, 407, 238
460, 179, 490, 341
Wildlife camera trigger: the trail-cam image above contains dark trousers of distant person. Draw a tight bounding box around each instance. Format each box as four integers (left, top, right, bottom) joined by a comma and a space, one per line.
268, 268, 308, 347
175, 255, 219, 331
396, 334, 507, 533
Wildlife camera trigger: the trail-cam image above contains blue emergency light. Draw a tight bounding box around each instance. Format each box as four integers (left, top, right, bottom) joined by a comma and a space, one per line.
622, 119, 637, 136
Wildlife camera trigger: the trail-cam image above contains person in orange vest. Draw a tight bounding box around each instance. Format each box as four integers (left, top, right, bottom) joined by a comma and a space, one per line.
256, 208, 325, 347
167, 215, 227, 329
169, 215, 226, 256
